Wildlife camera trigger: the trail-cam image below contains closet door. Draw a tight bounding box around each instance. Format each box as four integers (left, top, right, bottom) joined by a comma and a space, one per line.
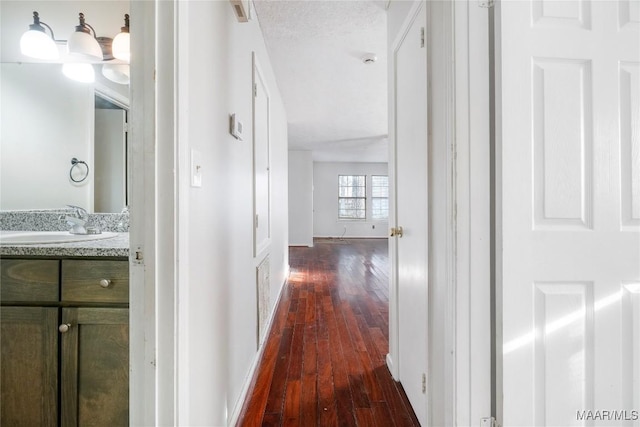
499, 1, 640, 425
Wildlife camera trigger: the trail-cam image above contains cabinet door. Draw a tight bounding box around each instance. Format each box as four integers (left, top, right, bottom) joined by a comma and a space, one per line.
1, 307, 58, 426
60, 308, 129, 427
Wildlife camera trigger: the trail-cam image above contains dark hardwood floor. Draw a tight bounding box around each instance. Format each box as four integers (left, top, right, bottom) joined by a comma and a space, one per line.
237, 238, 420, 427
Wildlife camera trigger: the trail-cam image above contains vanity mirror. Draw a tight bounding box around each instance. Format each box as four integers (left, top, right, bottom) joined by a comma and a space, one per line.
0, 0, 130, 214
0, 62, 129, 213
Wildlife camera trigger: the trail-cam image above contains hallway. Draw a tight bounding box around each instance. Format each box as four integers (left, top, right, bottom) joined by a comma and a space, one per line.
238, 239, 419, 426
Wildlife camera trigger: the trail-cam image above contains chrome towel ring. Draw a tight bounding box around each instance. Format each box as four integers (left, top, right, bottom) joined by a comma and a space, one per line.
70, 157, 89, 183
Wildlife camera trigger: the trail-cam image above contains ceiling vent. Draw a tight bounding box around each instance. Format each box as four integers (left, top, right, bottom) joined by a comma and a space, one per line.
230, 0, 249, 22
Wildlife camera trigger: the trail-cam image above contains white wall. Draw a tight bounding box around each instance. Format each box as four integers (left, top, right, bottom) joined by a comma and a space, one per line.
288, 150, 313, 246
313, 161, 389, 238
0, 63, 93, 210
176, 2, 288, 425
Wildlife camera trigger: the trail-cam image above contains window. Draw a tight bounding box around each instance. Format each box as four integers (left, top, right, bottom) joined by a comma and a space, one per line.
371, 175, 389, 220
338, 175, 366, 219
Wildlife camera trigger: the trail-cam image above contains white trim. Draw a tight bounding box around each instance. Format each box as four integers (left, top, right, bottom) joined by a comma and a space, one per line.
227, 277, 288, 426
424, 2, 457, 425
452, 1, 492, 425
493, 1, 504, 424
156, 0, 179, 425
176, 1, 191, 425
128, 0, 159, 425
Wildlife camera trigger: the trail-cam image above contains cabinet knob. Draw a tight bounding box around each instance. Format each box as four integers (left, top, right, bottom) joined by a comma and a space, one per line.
58, 323, 72, 333
99, 279, 112, 288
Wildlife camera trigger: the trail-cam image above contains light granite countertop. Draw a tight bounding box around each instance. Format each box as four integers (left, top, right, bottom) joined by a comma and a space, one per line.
0, 232, 129, 258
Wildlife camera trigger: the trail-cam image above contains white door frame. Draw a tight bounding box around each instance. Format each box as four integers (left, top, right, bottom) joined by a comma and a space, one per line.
129, 0, 178, 425
452, 1, 493, 424
388, 1, 492, 425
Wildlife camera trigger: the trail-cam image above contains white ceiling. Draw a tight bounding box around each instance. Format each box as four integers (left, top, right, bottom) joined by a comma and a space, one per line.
253, 0, 388, 163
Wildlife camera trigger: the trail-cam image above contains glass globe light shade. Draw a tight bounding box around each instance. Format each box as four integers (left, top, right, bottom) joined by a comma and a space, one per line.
111, 32, 130, 62
62, 63, 95, 83
67, 30, 102, 61
102, 64, 130, 85
20, 30, 58, 60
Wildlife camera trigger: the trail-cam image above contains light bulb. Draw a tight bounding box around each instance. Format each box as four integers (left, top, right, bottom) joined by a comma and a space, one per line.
20, 29, 58, 60
112, 32, 130, 62
20, 12, 58, 60
102, 64, 130, 85
67, 31, 103, 61
112, 14, 130, 62
62, 63, 95, 83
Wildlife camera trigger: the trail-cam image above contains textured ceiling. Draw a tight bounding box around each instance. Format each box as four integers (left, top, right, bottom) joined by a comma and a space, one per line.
253, 0, 388, 162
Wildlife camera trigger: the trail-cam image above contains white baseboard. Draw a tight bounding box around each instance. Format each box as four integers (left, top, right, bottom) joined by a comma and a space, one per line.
313, 235, 388, 240
227, 276, 288, 426
386, 353, 396, 379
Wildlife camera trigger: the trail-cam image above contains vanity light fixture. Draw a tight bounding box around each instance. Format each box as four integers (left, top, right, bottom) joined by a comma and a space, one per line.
67, 13, 103, 61
19, 11, 59, 60
111, 14, 130, 62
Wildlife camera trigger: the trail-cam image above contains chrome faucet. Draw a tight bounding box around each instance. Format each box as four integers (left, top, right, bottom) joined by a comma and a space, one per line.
65, 205, 89, 235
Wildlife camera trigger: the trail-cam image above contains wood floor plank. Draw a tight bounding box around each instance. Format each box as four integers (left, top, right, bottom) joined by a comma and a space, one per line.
354, 408, 376, 427
371, 401, 395, 427
262, 412, 281, 427
282, 380, 301, 426
264, 326, 294, 414
300, 373, 318, 426
237, 239, 419, 427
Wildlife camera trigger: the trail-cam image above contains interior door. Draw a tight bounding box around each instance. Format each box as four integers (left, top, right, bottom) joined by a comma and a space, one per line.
499, 1, 640, 425
253, 57, 271, 257
393, 4, 428, 425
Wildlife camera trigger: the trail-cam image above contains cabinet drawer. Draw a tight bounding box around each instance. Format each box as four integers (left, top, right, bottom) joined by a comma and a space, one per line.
61, 260, 129, 303
1, 259, 59, 302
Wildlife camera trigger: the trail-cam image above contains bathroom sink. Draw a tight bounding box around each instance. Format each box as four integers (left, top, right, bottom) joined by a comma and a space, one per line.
0, 231, 117, 245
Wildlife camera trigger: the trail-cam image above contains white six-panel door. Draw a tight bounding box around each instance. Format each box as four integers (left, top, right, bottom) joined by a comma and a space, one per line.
499, 1, 640, 425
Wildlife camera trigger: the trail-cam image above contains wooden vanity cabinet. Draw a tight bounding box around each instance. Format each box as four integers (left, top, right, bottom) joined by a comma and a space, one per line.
1, 258, 129, 427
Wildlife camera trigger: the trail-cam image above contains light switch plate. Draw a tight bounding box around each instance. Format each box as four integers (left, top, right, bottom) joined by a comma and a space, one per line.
191, 149, 202, 187
230, 113, 243, 141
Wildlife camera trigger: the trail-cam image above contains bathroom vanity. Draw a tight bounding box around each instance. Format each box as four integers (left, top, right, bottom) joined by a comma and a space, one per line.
0, 233, 129, 426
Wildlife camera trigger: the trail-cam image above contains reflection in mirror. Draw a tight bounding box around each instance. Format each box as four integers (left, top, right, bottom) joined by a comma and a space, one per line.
0, 62, 129, 213
94, 92, 128, 212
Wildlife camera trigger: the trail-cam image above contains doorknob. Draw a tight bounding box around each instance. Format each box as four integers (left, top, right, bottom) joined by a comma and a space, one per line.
390, 226, 404, 237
